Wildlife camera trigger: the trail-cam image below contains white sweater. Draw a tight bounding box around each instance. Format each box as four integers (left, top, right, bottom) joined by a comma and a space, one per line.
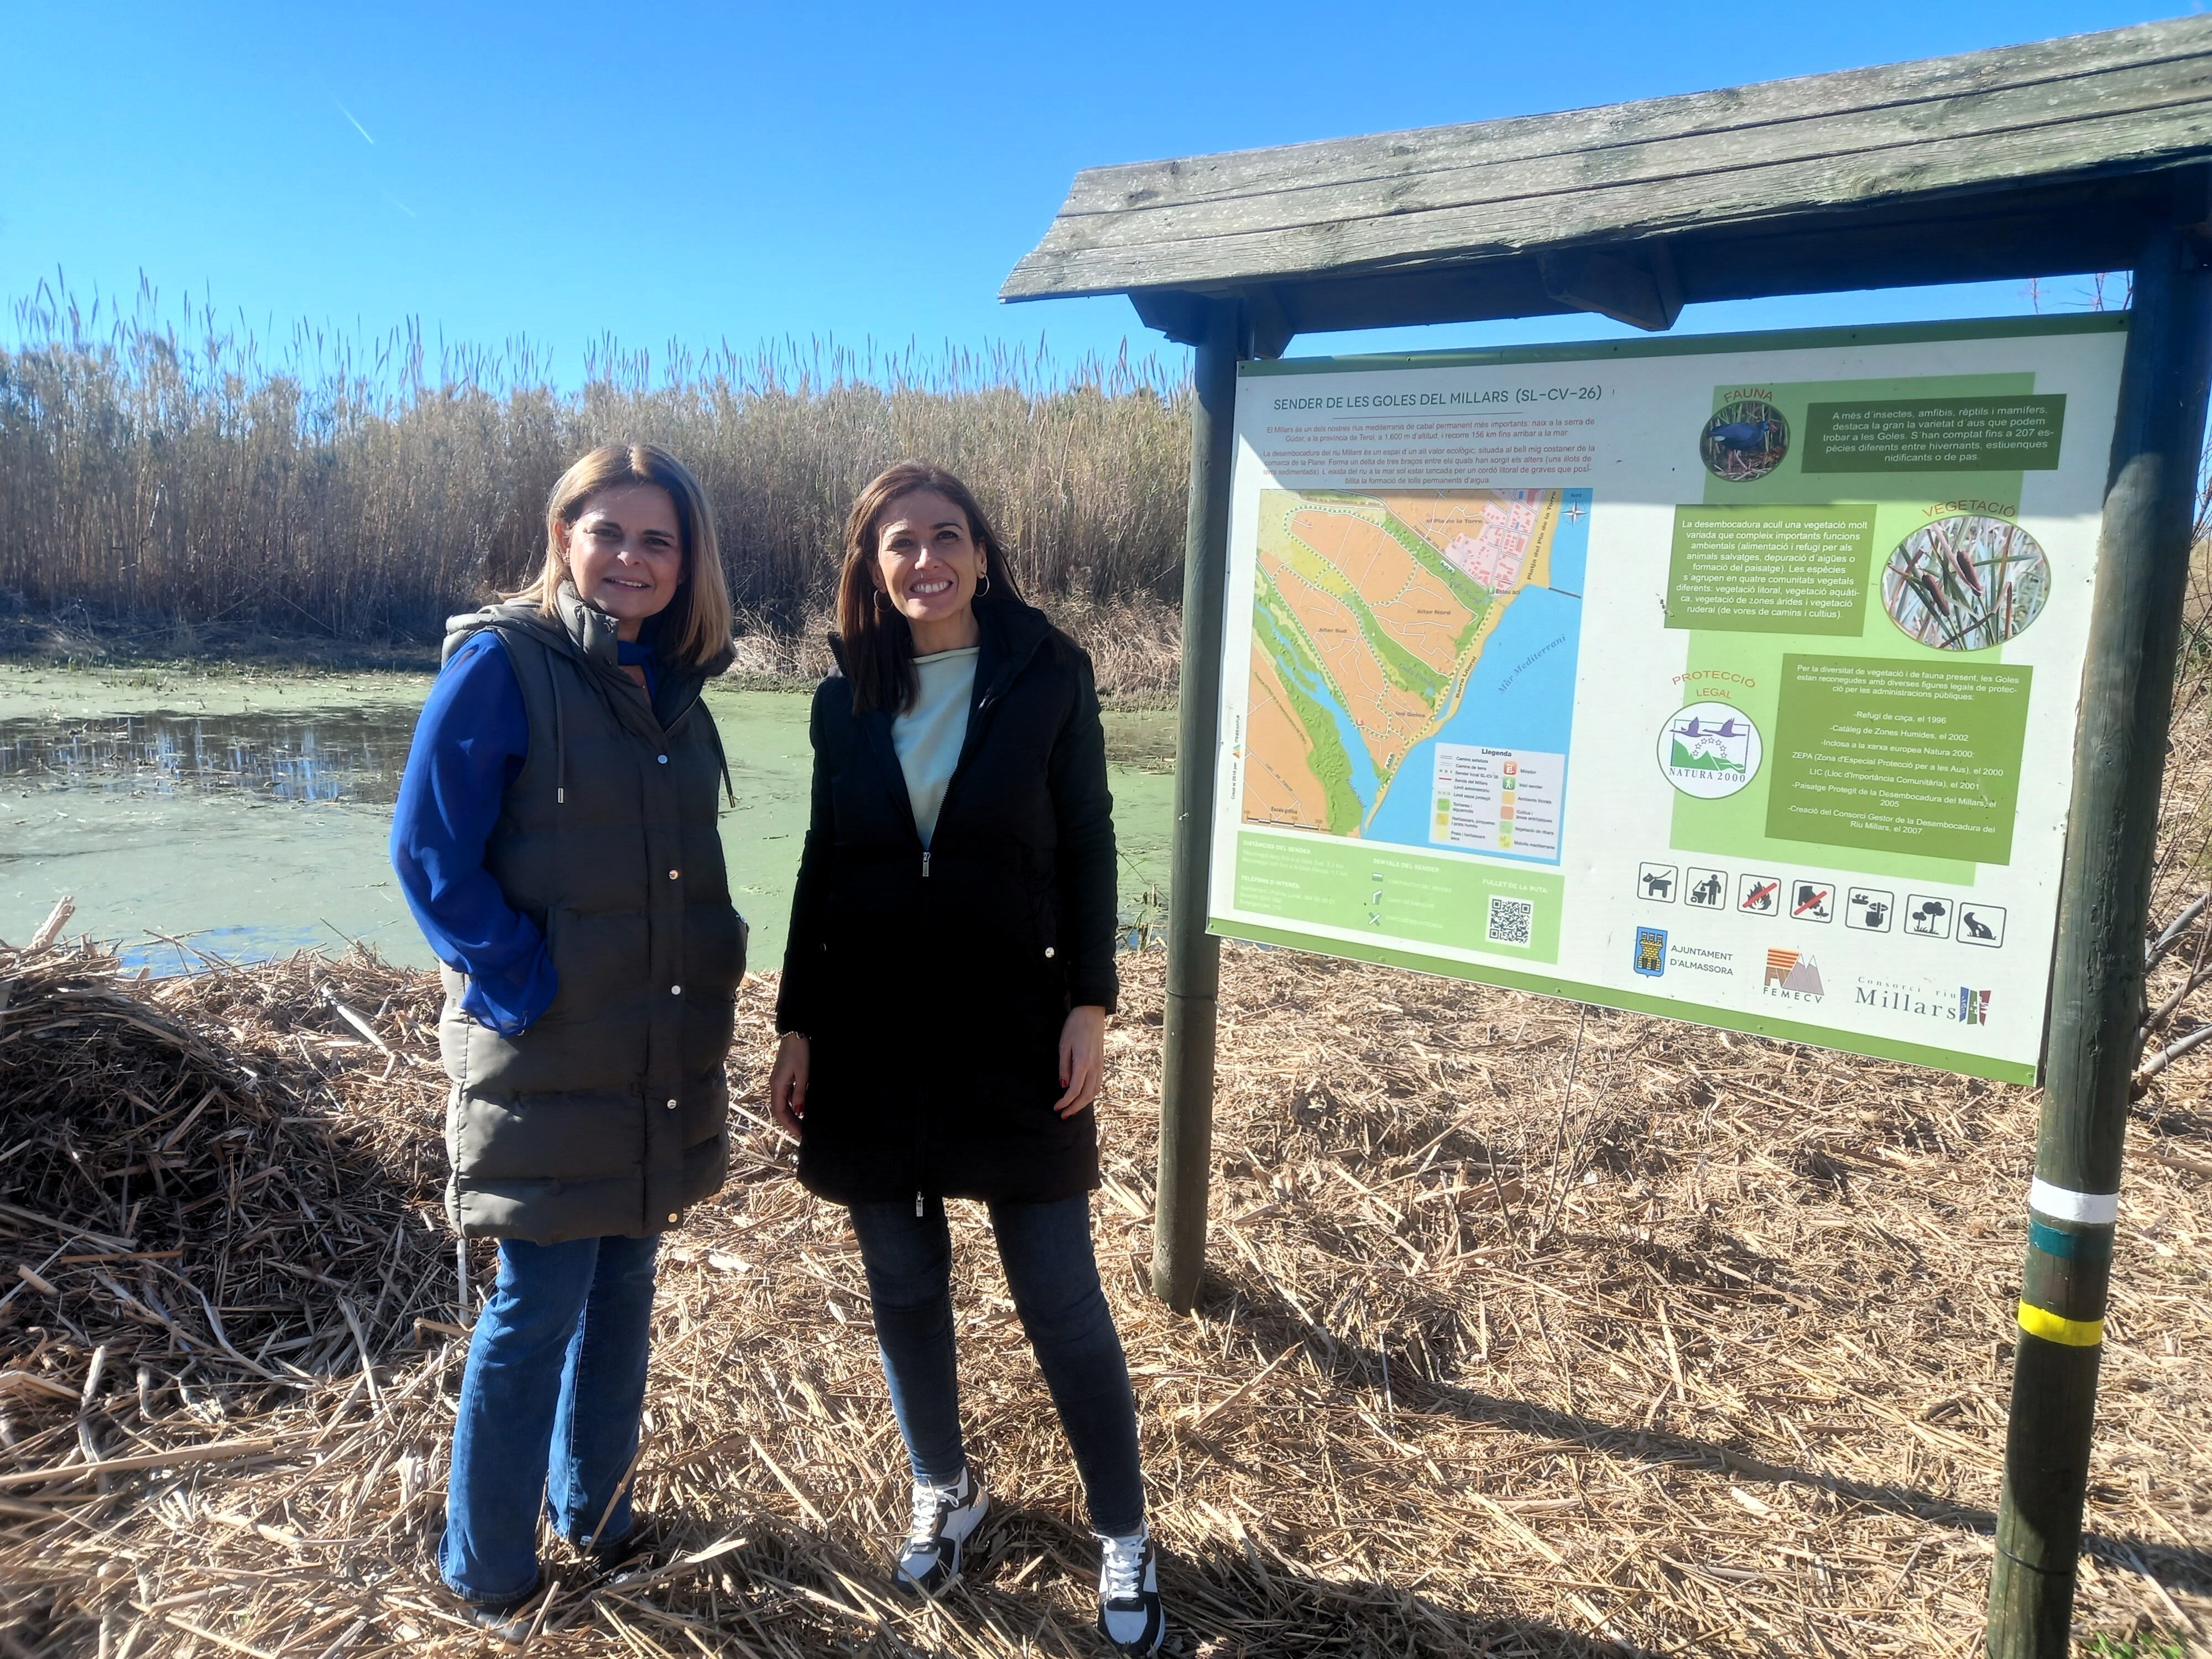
891, 646, 979, 848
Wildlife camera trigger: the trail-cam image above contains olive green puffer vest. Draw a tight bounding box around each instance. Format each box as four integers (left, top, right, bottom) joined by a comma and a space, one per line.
437, 588, 744, 1243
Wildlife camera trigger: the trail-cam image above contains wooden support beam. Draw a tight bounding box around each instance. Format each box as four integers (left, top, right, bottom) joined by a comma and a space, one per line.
1538, 242, 1683, 331
1112, 181, 2161, 348
1151, 299, 1242, 1313
1985, 182, 2212, 1658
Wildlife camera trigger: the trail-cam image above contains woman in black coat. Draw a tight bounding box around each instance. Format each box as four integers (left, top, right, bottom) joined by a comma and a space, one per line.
769, 462, 1163, 1656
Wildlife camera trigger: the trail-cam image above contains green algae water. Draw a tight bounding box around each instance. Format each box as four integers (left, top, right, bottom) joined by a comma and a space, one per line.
0, 662, 1175, 974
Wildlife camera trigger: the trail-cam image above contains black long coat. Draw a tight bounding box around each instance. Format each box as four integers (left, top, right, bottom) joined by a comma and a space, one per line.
775, 593, 1119, 1206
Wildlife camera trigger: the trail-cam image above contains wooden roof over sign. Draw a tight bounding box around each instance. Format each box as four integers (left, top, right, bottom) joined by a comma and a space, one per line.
1003, 18, 2212, 348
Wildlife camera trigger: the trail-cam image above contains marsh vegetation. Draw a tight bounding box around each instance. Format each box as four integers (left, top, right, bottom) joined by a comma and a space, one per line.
0, 282, 1192, 653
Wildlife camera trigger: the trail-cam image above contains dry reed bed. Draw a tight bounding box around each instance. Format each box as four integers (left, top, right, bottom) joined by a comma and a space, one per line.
2, 927, 2209, 1657
727, 594, 1185, 707
1, 288, 1191, 643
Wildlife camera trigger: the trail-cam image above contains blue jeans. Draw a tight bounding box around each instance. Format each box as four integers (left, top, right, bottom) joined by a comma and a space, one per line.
848, 1194, 1145, 1537
440, 1233, 659, 1604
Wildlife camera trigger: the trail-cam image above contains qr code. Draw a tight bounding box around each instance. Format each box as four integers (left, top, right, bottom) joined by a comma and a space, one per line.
1487, 896, 1533, 946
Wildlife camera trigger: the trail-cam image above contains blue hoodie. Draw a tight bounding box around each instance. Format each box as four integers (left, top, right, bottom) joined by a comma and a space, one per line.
389, 630, 659, 1033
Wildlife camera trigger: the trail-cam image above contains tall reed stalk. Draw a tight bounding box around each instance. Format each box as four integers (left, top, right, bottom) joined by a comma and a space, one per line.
0, 278, 1192, 641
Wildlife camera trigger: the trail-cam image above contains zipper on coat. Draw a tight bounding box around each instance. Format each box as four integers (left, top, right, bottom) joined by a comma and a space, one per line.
916, 827, 933, 1217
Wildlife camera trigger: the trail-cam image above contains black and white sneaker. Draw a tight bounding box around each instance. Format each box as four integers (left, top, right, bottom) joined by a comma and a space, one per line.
1096, 1527, 1164, 1656
894, 1467, 989, 1598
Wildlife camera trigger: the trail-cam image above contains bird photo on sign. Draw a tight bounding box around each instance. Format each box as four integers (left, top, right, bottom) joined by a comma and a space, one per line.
1699, 399, 1791, 481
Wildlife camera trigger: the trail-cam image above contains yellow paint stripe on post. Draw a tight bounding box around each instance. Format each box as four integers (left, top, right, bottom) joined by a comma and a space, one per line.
2017, 1301, 2103, 1347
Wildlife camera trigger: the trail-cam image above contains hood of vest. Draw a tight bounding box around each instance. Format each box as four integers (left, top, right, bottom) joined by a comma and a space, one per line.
443, 585, 732, 678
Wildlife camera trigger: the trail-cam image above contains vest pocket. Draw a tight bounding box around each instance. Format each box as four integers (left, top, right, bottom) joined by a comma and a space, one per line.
685, 904, 747, 998
538, 905, 573, 1021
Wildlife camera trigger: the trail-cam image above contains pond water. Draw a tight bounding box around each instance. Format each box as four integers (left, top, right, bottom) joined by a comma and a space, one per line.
0, 664, 1177, 975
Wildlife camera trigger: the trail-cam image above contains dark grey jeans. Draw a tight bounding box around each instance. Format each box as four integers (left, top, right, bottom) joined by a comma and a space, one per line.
848, 1193, 1145, 1536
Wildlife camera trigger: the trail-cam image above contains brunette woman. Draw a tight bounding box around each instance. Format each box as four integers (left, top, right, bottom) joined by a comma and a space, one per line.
391, 444, 744, 1635
768, 462, 1163, 1655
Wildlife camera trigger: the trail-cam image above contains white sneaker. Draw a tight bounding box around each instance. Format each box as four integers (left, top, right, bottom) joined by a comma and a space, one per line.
895, 1467, 988, 1598
1096, 1527, 1164, 1656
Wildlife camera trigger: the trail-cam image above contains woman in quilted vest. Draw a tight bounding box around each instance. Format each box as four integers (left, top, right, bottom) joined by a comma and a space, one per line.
769, 462, 1165, 1657
390, 443, 743, 1635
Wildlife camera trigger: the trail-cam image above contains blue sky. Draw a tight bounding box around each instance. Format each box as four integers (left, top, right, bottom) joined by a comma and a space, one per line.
1, 1, 2181, 381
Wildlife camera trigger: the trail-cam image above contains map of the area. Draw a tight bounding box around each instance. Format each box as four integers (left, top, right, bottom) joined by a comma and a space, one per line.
1243, 487, 1589, 863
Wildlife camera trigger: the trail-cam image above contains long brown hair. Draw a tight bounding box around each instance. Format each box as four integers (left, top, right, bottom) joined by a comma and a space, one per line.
837, 462, 1024, 714
512, 443, 734, 671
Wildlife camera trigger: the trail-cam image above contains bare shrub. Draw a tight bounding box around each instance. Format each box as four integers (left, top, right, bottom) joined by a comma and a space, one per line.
1055, 591, 1185, 705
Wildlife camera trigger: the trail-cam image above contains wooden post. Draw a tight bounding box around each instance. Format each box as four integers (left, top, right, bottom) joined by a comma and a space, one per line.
1986, 200, 2212, 1657
1152, 299, 1244, 1313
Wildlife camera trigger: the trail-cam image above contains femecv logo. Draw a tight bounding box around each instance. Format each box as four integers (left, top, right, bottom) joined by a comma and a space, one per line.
1855, 978, 1994, 1025
1762, 949, 1824, 1001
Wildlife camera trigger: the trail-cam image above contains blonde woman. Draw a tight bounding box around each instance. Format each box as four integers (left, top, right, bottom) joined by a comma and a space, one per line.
391, 443, 744, 1634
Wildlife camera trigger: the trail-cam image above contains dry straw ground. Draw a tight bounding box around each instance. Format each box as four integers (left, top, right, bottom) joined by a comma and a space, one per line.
2, 711, 2211, 1658
4, 936, 2210, 1656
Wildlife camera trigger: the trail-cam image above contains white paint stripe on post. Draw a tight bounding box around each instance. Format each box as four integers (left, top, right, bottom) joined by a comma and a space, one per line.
2028, 1178, 2120, 1226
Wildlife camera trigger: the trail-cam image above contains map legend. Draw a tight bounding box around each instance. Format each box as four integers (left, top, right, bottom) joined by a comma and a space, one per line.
1431, 744, 1562, 859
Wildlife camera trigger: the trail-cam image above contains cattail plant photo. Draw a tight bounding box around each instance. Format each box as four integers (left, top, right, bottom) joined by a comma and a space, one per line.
1880, 514, 2052, 650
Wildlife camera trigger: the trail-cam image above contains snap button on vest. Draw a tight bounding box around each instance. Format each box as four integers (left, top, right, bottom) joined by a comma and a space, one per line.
667, 1211, 680, 1223
668, 869, 679, 879
657, 754, 668, 764
671, 984, 682, 996
1044, 946, 1056, 958
665, 1098, 678, 1110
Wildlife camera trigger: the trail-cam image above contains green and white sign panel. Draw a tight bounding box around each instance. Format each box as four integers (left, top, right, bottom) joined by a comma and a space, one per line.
1207, 316, 2128, 1084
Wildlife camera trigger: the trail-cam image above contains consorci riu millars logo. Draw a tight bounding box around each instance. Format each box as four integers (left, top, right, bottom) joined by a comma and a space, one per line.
1656, 702, 1762, 800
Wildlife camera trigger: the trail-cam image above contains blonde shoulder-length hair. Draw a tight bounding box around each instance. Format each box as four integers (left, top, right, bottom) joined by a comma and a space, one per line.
512, 443, 734, 670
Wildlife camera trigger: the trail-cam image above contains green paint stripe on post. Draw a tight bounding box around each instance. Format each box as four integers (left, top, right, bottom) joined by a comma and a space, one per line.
2026, 1218, 2112, 1264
